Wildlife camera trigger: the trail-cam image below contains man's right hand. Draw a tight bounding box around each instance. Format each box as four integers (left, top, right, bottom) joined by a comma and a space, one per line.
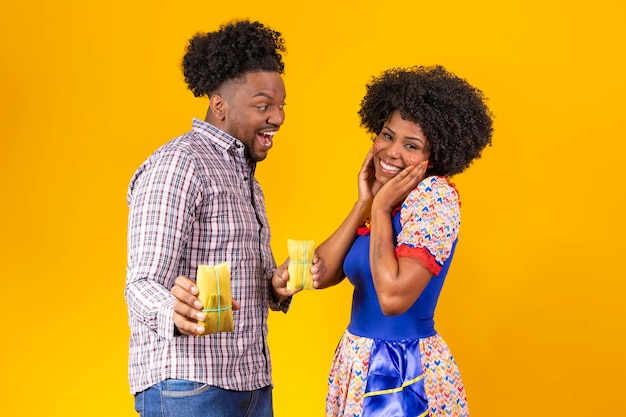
171, 275, 206, 336
171, 275, 240, 336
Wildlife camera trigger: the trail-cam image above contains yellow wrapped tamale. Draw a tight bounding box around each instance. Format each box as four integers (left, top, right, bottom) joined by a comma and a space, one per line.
286, 239, 315, 291
196, 262, 234, 335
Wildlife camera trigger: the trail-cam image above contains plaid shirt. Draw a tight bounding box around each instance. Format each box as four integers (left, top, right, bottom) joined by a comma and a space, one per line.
125, 118, 283, 394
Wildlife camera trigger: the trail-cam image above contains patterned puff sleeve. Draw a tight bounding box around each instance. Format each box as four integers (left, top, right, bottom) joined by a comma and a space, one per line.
395, 176, 461, 276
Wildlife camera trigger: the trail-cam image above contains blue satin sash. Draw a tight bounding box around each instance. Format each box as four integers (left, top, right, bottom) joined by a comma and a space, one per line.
362, 339, 429, 417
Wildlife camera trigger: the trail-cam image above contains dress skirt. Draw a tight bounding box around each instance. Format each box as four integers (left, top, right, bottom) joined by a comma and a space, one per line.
326, 330, 469, 417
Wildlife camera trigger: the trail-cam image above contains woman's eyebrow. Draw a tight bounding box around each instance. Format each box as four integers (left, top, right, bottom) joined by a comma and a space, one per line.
383, 126, 425, 145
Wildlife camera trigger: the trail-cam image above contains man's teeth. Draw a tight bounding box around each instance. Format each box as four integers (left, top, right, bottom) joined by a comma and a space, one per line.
259, 131, 275, 146
380, 160, 400, 173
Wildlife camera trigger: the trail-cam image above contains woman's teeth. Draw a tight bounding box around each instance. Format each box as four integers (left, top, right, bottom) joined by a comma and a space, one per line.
380, 160, 400, 173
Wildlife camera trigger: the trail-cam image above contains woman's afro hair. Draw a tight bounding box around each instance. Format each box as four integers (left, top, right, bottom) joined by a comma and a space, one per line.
182, 19, 286, 97
359, 65, 494, 176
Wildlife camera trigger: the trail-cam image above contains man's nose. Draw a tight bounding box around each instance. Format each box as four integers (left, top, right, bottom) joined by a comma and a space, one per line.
267, 107, 285, 126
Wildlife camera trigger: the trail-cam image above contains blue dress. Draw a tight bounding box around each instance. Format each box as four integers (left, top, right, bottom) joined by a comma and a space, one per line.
326, 176, 470, 417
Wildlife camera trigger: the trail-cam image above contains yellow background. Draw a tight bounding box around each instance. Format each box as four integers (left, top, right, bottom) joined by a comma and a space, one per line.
1, 1, 624, 416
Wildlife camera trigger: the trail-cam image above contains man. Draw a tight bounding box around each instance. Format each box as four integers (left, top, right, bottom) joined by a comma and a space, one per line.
125, 19, 323, 417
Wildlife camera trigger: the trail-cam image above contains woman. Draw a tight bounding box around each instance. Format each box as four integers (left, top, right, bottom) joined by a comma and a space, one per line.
313, 65, 493, 416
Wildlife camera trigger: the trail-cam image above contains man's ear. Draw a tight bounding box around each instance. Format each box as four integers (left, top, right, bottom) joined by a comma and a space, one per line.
209, 95, 226, 121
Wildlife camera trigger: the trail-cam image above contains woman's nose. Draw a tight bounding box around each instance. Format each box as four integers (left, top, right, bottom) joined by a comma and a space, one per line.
386, 141, 402, 158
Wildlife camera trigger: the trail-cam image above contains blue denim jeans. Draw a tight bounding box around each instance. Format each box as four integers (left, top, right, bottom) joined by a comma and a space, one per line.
134, 379, 273, 417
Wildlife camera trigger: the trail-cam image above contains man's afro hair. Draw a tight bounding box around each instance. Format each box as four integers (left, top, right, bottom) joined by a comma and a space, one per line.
182, 19, 286, 97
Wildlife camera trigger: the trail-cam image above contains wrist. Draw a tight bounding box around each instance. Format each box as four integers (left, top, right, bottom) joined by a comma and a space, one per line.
353, 200, 372, 222
370, 204, 392, 217
269, 283, 286, 304
268, 284, 290, 312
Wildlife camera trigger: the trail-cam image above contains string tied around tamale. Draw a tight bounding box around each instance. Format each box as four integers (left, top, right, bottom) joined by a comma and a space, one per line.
201, 268, 233, 330
290, 241, 313, 290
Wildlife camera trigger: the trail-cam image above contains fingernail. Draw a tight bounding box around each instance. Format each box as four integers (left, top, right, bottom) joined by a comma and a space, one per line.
194, 301, 203, 309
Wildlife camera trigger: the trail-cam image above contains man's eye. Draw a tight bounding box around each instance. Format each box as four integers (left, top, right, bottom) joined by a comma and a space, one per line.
257, 105, 269, 111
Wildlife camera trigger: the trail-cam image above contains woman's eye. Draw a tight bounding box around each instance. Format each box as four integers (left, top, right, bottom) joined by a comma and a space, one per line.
383, 133, 392, 140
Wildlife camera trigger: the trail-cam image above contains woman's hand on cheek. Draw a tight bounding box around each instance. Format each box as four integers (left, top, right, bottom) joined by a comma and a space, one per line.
372, 161, 428, 212
357, 149, 377, 203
